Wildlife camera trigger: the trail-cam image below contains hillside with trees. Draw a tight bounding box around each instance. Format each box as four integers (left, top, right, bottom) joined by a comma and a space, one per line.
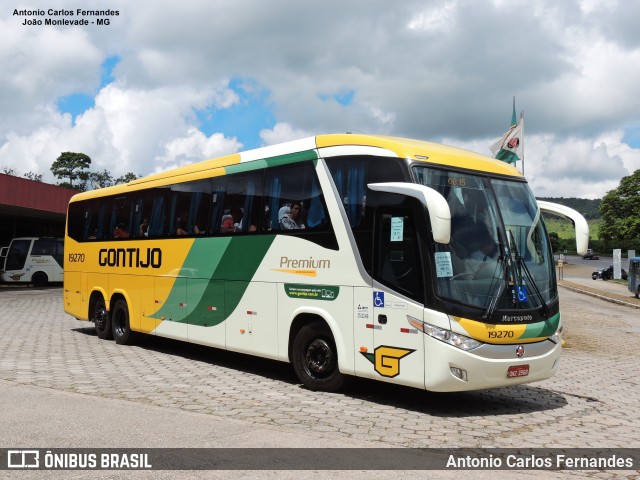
538, 169, 640, 254
537, 197, 601, 220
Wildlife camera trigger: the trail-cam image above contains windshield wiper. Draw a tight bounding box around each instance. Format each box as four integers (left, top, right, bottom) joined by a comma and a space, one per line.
507, 230, 550, 318
514, 253, 550, 318
483, 243, 508, 319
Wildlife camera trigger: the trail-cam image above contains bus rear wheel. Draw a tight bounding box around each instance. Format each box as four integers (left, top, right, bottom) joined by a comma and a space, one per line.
292, 321, 346, 392
93, 297, 112, 340
112, 298, 136, 345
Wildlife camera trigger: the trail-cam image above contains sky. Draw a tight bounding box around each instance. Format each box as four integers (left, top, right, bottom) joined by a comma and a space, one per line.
1, 0, 640, 199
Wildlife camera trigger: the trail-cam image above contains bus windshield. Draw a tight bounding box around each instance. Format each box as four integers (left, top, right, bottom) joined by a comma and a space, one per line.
5, 239, 31, 271
413, 167, 555, 313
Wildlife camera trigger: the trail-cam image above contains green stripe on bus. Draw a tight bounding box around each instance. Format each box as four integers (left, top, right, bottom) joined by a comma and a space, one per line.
194, 235, 275, 326
225, 150, 318, 175
152, 236, 276, 327
520, 312, 560, 339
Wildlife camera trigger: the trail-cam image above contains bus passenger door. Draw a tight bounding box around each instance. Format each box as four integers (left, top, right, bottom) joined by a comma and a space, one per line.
371, 208, 426, 389
353, 287, 374, 379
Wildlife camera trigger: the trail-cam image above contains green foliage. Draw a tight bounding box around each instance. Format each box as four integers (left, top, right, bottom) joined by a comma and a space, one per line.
88, 170, 141, 189
51, 152, 91, 190
599, 169, 640, 251
2, 154, 140, 192
23, 172, 43, 182
539, 197, 604, 254
88, 169, 114, 189
537, 197, 601, 220
115, 172, 141, 184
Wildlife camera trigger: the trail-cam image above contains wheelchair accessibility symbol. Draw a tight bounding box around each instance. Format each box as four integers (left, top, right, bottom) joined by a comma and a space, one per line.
517, 285, 528, 303
374, 291, 385, 308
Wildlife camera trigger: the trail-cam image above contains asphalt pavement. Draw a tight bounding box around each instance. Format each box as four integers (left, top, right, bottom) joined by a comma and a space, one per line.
557, 256, 640, 309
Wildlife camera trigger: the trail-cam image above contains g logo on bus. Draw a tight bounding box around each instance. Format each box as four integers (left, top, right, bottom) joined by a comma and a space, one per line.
516, 345, 525, 358
361, 346, 415, 378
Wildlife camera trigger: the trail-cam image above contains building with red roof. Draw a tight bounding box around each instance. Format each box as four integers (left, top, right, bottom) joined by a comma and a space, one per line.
0, 174, 75, 247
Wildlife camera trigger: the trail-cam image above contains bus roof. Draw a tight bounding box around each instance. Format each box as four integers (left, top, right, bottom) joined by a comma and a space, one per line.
70, 133, 522, 202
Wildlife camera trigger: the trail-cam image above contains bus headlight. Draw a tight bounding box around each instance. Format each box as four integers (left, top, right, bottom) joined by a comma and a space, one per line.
407, 317, 483, 351
549, 325, 563, 344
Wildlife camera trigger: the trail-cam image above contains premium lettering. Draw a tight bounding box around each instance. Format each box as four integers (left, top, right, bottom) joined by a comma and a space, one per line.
280, 256, 330, 269
99, 248, 162, 268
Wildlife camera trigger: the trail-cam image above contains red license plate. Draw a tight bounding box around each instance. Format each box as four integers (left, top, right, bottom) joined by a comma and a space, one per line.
507, 365, 529, 378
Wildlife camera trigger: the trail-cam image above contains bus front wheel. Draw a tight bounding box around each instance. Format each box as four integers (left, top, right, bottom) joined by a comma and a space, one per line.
292, 321, 345, 392
93, 297, 112, 340
112, 298, 136, 345
31, 272, 48, 287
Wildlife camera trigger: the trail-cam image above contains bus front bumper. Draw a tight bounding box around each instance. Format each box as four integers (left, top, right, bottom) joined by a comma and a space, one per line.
423, 337, 562, 392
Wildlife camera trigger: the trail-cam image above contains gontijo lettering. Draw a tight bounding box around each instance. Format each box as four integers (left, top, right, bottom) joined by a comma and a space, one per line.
98, 248, 162, 268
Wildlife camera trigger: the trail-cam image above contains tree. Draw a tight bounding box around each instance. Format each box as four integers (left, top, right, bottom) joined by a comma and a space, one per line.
115, 172, 141, 184
23, 172, 43, 182
88, 169, 114, 189
88, 170, 141, 189
51, 152, 91, 191
599, 169, 640, 251
1, 166, 16, 175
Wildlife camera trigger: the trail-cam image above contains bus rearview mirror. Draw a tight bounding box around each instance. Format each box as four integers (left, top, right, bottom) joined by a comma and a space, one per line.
368, 182, 451, 244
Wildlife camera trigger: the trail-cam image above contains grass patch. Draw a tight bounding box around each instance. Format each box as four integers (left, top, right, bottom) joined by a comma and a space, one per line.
544, 218, 601, 240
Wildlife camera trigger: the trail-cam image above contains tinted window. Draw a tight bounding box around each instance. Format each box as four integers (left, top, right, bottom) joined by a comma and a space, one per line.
374, 209, 424, 302
264, 161, 329, 232
67, 160, 331, 244
5, 239, 31, 270
325, 156, 407, 272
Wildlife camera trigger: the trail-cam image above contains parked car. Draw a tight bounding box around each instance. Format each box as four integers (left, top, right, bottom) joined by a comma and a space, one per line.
592, 265, 628, 281
582, 249, 599, 260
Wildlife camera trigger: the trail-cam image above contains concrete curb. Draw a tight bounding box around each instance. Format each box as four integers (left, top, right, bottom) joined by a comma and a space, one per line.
559, 281, 640, 310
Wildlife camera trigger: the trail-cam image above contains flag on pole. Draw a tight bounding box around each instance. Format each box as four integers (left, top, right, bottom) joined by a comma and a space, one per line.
490, 99, 524, 165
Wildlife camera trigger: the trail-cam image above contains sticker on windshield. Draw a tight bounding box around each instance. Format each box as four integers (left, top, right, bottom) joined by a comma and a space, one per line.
435, 252, 453, 278
390, 217, 404, 242
516, 285, 528, 303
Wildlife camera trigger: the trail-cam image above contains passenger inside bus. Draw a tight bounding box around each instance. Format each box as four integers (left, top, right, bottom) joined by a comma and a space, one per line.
113, 223, 130, 239
139, 218, 149, 238
176, 213, 189, 236
456, 219, 498, 277
280, 201, 305, 230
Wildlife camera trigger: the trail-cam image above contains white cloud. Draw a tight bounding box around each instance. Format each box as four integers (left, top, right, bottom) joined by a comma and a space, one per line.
157, 128, 242, 171
259, 122, 313, 146
0, 81, 241, 181
407, 1, 459, 32
1, 0, 640, 198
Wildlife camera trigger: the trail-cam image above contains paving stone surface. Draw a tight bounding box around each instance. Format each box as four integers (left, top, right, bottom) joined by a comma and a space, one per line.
0, 285, 638, 478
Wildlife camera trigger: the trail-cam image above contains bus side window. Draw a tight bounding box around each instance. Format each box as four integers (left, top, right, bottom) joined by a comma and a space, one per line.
264, 161, 328, 232
147, 189, 168, 237
220, 172, 263, 234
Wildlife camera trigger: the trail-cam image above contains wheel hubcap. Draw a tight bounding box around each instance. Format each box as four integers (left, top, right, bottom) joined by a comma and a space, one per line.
305, 339, 333, 375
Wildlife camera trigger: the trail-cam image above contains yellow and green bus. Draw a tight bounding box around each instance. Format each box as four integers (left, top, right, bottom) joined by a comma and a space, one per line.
64, 134, 588, 392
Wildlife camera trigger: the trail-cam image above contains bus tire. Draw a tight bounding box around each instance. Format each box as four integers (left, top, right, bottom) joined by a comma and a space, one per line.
93, 296, 112, 340
31, 272, 48, 287
292, 321, 346, 392
112, 298, 136, 345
